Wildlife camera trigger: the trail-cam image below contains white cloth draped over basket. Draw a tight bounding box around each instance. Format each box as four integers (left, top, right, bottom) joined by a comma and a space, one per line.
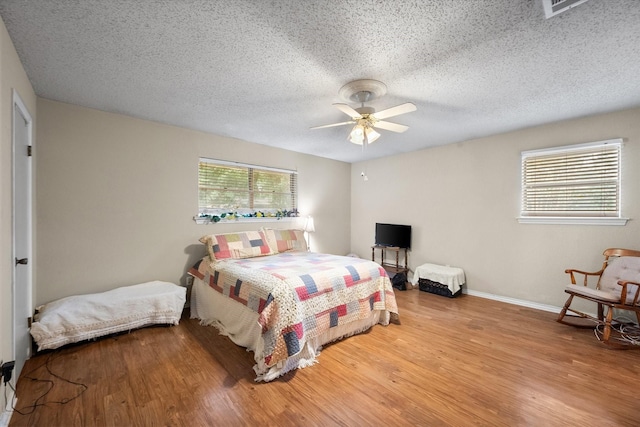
411, 263, 466, 294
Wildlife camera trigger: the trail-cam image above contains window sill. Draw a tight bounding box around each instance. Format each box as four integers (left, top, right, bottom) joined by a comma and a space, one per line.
517, 217, 629, 226
193, 216, 300, 225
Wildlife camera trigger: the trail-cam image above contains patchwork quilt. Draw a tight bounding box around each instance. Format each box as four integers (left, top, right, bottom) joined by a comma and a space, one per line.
189, 252, 398, 369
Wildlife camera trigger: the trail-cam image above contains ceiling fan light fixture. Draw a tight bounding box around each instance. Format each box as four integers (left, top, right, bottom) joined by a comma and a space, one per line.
349, 124, 365, 145
349, 124, 380, 145
365, 127, 380, 144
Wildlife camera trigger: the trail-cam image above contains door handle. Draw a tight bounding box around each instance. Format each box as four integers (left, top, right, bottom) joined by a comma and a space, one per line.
15, 257, 28, 265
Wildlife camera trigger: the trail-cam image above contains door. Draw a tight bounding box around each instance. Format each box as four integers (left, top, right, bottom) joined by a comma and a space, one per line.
12, 90, 33, 381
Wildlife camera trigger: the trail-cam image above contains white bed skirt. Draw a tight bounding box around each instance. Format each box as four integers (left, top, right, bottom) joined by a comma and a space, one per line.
190, 278, 389, 381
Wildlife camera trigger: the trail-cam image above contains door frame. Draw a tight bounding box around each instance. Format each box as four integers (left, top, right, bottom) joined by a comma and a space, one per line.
12, 89, 33, 372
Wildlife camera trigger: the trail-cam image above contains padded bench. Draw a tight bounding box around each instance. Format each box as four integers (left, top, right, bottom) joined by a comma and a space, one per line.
30, 281, 186, 351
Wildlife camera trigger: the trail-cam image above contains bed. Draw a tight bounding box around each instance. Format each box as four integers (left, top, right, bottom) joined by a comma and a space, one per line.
188, 228, 398, 381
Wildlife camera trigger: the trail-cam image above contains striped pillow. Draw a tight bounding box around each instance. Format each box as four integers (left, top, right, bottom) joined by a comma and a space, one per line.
262, 228, 308, 253
199, 231, 274, 261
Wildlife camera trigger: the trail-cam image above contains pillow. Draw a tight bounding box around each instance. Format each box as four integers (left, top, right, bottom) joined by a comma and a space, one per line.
600, 256, 640, 300
262, 228, 308, 253
199, 231, 274, 261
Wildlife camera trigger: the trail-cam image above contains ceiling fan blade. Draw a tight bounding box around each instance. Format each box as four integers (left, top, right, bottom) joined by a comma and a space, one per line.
310, 120, 355, 130
333, 103, 362, 118
373, 120, 409, 133
372, 102, 417, 120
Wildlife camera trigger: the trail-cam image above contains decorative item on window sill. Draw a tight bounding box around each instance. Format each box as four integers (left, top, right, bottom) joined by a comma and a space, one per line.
195, 209, 299, 224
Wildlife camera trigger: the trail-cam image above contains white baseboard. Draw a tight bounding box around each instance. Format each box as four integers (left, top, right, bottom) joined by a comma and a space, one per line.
464, 289, 562, 314
0, 386, 16, 427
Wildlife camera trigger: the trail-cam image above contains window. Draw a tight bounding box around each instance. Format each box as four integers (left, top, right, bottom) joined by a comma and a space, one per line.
198, 158, 297, 219
519, 139, 627, 225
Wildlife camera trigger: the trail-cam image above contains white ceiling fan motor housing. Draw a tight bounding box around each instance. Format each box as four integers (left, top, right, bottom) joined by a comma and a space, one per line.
355, 106, 375, 116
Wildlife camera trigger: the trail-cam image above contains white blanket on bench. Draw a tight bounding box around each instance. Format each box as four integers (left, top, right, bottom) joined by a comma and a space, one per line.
30, 281, 186, 351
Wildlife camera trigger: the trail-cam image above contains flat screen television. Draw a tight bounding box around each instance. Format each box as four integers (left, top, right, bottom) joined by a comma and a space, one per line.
375, 223, 411, 249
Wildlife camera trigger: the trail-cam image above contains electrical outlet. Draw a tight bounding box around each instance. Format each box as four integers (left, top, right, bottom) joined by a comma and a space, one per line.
2, 361, 15, 384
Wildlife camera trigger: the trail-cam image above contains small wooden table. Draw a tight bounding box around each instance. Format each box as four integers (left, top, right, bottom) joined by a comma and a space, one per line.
372, 245, 410, 286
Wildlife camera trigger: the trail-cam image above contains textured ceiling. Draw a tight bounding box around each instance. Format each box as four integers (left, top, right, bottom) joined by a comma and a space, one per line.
1, 0, 639, 163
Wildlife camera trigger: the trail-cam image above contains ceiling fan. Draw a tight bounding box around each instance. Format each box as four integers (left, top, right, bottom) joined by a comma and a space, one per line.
311, 79, 417, 145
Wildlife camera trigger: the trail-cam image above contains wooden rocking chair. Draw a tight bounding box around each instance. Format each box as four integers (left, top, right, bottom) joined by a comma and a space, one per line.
557, 248, 640, 348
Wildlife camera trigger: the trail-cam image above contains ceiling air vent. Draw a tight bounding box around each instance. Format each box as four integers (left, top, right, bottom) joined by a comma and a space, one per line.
542, 0, 590, 18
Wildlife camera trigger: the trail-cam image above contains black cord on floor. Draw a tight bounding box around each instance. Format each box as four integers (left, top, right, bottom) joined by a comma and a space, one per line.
8, 351, 88, 417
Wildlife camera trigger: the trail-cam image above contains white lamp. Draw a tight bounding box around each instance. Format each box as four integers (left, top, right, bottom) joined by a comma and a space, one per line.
303, 216, 315, 251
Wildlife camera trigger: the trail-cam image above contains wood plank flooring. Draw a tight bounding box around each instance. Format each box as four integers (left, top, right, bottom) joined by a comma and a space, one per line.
8, 289, 640, 426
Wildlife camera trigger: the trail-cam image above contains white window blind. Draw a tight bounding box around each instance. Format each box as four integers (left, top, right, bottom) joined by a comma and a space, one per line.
521, 139, 621, 218
198, 158, 297, 215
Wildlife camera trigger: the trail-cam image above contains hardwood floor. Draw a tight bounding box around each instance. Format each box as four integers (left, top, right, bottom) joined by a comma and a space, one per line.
8, 289, 640, 426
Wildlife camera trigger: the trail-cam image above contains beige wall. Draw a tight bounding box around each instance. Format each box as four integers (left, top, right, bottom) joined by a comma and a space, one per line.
0, 18, 37, 408
351, 107, 640, 309
35, 99, 351, 305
